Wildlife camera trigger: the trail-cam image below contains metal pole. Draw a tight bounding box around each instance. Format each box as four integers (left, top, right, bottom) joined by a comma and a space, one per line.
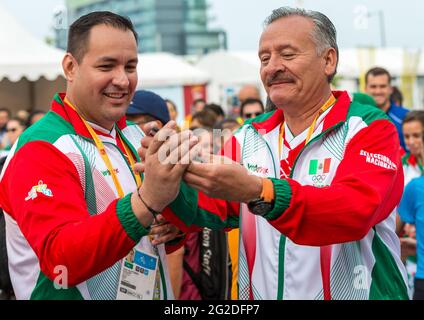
378, 10, 387, 47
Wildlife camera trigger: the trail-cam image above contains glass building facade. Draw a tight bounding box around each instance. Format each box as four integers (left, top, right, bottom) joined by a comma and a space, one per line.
54, 0, 227, 55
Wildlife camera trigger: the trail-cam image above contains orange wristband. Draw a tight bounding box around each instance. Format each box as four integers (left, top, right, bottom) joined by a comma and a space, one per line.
260, 178, 275, 203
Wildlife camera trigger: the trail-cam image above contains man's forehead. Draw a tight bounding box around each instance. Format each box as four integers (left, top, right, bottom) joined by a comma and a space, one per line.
86, 25, 137, 52
259, 15, 314, 46
368, 74, 390, 84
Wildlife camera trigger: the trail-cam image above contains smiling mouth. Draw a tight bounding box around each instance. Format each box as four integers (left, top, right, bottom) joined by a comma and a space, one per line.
269, 80, 293, 86
103, 93, 128, 99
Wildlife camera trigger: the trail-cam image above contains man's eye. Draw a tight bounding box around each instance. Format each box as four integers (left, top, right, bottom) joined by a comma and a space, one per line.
126, 65, 137, 72
260, 57, 270, 65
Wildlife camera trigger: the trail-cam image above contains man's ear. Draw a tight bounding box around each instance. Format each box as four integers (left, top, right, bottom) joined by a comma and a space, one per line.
323, 48, 337, 79
62, 53, 78, 82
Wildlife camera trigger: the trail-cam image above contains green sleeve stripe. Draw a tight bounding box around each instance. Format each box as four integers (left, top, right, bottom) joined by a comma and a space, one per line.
170, 182, 236, 229
30, 272, 84, 300
116, 193, 150, 242
169, 181, 200, 226
265, 178, 292, 220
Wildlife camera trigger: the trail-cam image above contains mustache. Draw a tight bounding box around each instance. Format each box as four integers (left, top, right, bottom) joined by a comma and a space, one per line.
266, 72, 294, 86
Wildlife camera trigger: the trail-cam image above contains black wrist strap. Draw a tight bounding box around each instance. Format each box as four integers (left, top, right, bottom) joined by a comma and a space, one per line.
137, 191, 160, 223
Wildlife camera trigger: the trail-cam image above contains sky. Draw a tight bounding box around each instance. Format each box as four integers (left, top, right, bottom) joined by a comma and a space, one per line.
1, 0, 423, 51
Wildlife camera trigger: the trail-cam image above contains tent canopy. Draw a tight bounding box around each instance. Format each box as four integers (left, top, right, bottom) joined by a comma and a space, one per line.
196, 50, 261, 85
0, 4, 65, 82
137, 52, 210, 88
195, 48, 424, 83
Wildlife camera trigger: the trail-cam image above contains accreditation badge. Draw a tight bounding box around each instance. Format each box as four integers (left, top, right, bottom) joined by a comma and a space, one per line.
116, 248, 159, 300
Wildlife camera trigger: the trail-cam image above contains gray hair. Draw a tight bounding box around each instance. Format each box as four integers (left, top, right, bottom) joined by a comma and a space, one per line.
264, 7, 339, 82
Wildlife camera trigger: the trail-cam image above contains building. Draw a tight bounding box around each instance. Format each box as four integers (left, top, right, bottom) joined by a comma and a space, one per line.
54, 0, 227, 55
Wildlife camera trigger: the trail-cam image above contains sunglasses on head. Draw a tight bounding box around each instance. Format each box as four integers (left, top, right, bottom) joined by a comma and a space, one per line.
6, 128, 18, 133
243, 112, 263, 119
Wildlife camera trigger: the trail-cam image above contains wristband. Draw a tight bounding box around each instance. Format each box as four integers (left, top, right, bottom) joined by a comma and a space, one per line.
137, 191, 160, 223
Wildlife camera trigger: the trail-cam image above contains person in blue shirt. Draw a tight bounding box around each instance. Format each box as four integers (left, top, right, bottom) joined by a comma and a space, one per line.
399, 175, 424, 300
365, 67, 409, 151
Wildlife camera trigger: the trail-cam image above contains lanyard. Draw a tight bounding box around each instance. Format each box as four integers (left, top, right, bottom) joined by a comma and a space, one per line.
64, 97, 141, 198
278, 95, 336, 160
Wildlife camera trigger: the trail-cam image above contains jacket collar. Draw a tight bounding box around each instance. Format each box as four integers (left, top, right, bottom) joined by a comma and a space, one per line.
251, 90, 351, 135
51, 93, 128, 140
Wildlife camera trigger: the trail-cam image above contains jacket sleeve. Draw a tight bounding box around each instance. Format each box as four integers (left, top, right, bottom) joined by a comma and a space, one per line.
162, 136, 241, 232
264, 119, 404, 246
0, 141, 149, 287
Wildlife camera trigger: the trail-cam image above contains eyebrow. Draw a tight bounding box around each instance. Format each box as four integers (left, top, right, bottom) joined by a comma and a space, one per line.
95, 57, 138, 64
258, 44, 298, 57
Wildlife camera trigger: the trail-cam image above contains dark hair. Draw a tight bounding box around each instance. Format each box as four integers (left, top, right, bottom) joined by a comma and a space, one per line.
403, 110, 424, 127
205, 103, 225, 118
26, 110, 46, 127
265, 96, 277, 112
391, 86, 403, 106
365, 67, 392, 85
214, 118, 240, 130
8, 117, 26, 128
240, 98, 265, 117
191, 109, 217, 129
67, 11, 138, 62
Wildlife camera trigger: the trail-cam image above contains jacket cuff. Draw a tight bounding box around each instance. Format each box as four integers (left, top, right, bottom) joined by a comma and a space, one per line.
116, 193, 150, 242
264, 178, 292, 220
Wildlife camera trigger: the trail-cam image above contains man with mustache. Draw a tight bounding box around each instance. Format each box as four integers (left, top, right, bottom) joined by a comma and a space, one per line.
0, 11, 196, 300
140, 7, 408, 299
365, 67, 410, 152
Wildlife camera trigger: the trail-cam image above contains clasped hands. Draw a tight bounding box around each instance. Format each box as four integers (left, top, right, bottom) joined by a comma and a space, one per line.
133, 121, 262, 245
133, 121, 262, 209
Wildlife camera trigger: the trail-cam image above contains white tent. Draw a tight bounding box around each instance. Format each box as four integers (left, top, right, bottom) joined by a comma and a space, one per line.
337, 47, 423, 79
0, 4, 65, 82
196, 49, 424, 108
195, 50, 264, 109
0, 4, 66, 112
137, 52, 210, 88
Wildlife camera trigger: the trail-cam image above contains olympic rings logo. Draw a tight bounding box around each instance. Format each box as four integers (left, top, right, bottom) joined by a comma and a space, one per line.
311, 175, 326, 183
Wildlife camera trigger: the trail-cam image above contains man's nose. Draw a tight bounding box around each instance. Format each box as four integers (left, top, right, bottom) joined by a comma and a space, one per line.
112, 67, 130, 88
262, 56, 286, 84
264, 55, 286, 75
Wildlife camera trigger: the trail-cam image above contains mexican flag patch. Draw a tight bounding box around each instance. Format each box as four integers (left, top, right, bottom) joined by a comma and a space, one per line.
309, 158, 332, 175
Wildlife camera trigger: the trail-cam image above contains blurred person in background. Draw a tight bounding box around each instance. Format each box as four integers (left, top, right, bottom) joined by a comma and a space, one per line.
126, 90, 170, 132
183, 98, 206, 130
365, 67, 409, 151
402, 111, 424, 185
391, 86, 404, 107
26, 110, 46, 127
165, 99, 178, 122
240, 98, 265, 121
398, 124, 424, 299
238, 84, 261, 104
0, 118, 26, 158
205, 103, 225, 123
0, 108, 11, 149
213, 118, 241, 152
16, 110, 29, 124
235, 84, 262, 123
398, 111, 424, 293
190, 109, 218, 130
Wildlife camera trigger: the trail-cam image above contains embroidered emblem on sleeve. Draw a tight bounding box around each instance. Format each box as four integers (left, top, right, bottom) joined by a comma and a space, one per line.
25, 180, 53, 201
